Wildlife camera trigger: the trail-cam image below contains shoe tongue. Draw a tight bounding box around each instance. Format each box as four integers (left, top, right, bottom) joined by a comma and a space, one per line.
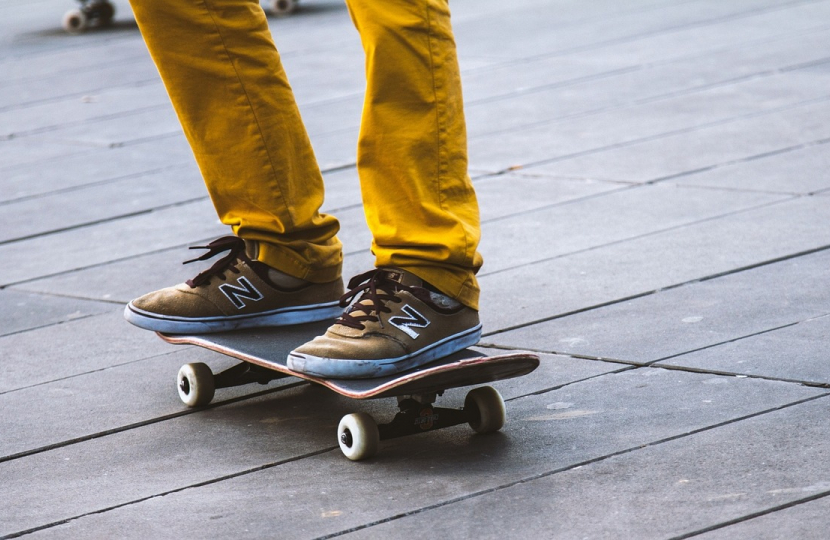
380, 268, 423, 288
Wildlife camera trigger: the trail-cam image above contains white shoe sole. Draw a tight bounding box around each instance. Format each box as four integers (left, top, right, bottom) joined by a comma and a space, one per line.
124, 301, 343, 334
286, 324, 483, 379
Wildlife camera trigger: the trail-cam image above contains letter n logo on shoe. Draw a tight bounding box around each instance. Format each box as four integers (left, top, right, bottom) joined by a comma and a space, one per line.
388, 305, 431, 339
219, 277, 264, 309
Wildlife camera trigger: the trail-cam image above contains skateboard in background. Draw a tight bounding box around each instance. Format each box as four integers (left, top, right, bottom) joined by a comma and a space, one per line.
62, 0, 299, 34
63, 0, 114, 34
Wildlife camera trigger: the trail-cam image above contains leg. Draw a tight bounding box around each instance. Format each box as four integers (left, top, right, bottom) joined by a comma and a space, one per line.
289, 0, 484, 378
346, 0, 483, 310
130, 0, 341, 282
125, 0, 345, 333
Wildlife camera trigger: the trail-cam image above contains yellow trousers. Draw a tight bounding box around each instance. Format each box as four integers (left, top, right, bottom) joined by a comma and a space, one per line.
130, 0, 483, 309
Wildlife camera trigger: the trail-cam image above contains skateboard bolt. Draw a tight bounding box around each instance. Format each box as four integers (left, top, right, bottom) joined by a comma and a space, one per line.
340, 430, 353, 448
179, 378, 190, 394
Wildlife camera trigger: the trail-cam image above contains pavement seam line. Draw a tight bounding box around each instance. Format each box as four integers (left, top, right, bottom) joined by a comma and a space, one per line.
0, 197, 210, 247
481, 341, 830, 390
647, 317, 826, 365
502, 93, 830, 173
0, 381, 309, 464
0, 343, 188, 397
482, 242, 830, 338
0, 163, 188, 207
648, 136, 830, 186
0, 312, 101, 340
459, 0, 827, 74
470, 55, 830, 141
6, 103, 172, 139
477, 194, 800, 278
6, 52, 826, 259
0, 447, 337, 540
7, 382, 826, 538
312, 392, 830, 540
667, 489, 830, 539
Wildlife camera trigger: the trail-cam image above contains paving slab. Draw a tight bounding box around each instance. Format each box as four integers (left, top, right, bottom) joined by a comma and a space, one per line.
669, 140, 830, 195
465, 28, 830, 138
659, 313, 830, 385
493, 249, 830, 368
296, 94, 363, 139
478, 183, 784, 274
0, 35, 147, 83
0, 81, 170, 139
4, 0, 830, 538
474, 172, 624, 221
1, 332, 302, 459
27, 106, 182, 148
2, 308, 171, 393
0, 54, 159, 111
308, 127, 360, 171
1, 136, 195, 203
318, 167, 361, 211
8, 369, 820, 539
0, 165, 207, 243
469, 72, 830, 173
0, 289, 112, 339
528, 97, 830, 182
454, 0, 796, 61
477, 195, 830, 332
0, 199, 228, 287
339, 393, 830, 540
0, 349, 614, 535
1, 346, 608, 460
277, 43, 366, 105
0, 137, 84, 170
458, 1, 830, 103
696, 494, 830, 540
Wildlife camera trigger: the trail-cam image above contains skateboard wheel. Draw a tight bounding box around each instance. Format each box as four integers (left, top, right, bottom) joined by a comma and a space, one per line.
62, 9, 88, 33
465, 386, 506, 434
271, 0, 297, 16
177, 363, 215, 407
97, 2, 115, 25
337, 413, 379, 461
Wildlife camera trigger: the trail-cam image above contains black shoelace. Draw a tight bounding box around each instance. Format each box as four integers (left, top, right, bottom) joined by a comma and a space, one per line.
183, 236, 248, 288
336, 269, 415, 330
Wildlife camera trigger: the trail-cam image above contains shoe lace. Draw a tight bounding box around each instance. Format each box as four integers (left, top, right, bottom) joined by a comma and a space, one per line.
336, 269, 410, 330
183, 236, 248, 288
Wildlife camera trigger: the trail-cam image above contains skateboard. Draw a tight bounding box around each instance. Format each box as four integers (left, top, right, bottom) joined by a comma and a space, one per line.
62, 0, 297, 34
62, 0, 115, 34
159, 322, 539, 461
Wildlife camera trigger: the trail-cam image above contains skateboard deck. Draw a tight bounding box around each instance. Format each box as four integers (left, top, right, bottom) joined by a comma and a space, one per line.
159, 323, 538, 399
158, 321, 539, 460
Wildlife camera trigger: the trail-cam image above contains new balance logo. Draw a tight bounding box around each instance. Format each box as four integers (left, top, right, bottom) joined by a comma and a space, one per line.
388, 304, 431, 339
219, 277, 264, 309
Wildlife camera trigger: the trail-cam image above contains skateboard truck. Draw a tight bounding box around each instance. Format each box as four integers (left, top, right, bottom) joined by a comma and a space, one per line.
176, 359, 511, 461
336, 387, 506, 461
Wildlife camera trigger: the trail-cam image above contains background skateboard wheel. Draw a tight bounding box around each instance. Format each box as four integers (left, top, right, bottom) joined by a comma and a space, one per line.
62, 9, 88, 33
465, 386, 506, 434
337, 412, 379, 461
97, 1, 115, 25
177, 363, 215, 407
271, 0, 297, 16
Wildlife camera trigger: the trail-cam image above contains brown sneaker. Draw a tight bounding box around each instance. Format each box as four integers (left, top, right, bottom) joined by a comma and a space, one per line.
124, 236, 343, 333
287, 268, 482, 379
